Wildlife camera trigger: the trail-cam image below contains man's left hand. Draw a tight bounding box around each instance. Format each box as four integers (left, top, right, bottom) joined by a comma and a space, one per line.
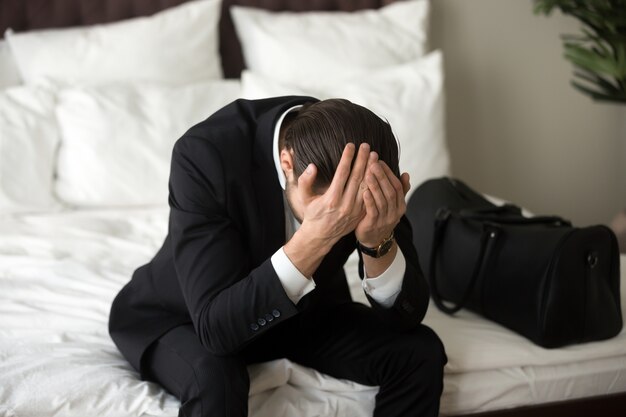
355, 155, 410, 248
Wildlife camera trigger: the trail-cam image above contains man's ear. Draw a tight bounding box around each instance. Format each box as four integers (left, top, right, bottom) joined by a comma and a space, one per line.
280, 148, 295, 179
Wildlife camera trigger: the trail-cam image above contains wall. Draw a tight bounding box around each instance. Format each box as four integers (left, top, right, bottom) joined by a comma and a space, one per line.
430, 0, 625, 226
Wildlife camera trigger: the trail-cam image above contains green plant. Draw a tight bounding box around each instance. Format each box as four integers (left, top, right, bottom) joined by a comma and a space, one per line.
535, 0, 626, 103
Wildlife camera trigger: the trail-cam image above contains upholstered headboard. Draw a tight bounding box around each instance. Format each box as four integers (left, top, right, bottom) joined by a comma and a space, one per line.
0, 0, 397, 78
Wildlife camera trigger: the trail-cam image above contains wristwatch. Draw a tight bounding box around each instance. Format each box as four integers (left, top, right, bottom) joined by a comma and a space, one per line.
357, 231, 395, 258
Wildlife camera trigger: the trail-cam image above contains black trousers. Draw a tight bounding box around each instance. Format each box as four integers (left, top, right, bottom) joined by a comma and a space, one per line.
143, 302, 447, 417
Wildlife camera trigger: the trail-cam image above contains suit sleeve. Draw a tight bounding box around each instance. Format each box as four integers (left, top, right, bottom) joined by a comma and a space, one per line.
359, 215, 431, 330
168, 136, 299, 356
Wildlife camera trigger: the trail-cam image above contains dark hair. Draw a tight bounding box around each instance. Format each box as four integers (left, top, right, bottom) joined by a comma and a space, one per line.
281, 99, 399, 190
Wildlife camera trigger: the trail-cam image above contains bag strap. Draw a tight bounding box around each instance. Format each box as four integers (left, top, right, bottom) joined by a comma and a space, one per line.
428, 208, 499, 315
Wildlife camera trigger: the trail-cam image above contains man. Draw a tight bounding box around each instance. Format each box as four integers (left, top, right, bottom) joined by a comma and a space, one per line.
109, 96, 447, 417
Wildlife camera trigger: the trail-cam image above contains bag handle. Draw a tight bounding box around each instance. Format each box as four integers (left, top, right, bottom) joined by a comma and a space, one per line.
428, 208, 499, 315
459, 210, 571, 226
455, 202, 570, 225
464, 203, 522, 216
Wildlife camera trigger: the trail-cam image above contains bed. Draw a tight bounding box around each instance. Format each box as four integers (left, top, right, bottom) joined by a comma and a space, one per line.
0, 1, 625, 416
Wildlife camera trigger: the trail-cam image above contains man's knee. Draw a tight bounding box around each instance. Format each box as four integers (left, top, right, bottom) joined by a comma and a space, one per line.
415, 325, 448, 369
380, 325, 447, 382
193, 353, 250, 393
144, 338, 250, 417
181, 354, 250, 417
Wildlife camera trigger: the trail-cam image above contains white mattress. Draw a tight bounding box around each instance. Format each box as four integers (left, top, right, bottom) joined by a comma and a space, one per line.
0, 207, 624, 417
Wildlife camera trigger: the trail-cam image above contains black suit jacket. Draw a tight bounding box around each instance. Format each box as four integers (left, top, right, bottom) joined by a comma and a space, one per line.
108, 96, 430, 377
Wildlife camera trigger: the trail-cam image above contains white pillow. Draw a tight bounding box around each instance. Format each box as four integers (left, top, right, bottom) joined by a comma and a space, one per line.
0, 40, 21, 89
6, 0, 223, 86
241, 51, 449, 199
231, 0, 430, 87
54, 80, 241, 207
0, 85, 61, 213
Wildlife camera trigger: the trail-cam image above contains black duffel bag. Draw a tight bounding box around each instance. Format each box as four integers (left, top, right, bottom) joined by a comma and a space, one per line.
407, 177, 623, 348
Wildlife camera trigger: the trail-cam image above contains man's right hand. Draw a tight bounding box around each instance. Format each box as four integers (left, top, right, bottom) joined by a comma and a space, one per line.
284, 142, 372, 278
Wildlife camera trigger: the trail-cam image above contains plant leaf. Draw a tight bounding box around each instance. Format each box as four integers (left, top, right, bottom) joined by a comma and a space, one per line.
573, 70, 621, 93
571, 81, 626, 103
564, 43, 623, 78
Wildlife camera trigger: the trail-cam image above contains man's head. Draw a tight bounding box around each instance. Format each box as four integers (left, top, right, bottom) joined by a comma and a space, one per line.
279, 98, 400, 193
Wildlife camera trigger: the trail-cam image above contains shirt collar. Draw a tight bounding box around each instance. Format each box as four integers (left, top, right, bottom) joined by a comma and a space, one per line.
273, 105, 303, 190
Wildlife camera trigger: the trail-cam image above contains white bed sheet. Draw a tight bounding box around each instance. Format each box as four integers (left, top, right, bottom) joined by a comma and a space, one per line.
0, 207, 624, 416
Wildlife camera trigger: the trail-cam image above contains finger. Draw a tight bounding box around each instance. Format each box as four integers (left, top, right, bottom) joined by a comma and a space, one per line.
327, 143, 356, 198
397, 172, 410, 215
363, 189, 378, 220
353, 179, 366, 216
380, 161, 407, 209
365, 169, 388, 217
371, 162, 397, 212
358, 151, 378, 194
297, 163, 318, 200
379, 161, 404, 193
366, 151, 379, 171
342, 144, 370, 224
343, 143, 371, 204
400, 172, 411, 197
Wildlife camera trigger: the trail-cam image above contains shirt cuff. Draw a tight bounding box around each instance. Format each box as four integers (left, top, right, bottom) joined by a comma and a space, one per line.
362, 246, 406, 308
271, 247, 316, 304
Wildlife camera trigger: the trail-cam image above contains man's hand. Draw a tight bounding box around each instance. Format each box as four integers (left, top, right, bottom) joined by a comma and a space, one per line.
284, 142, 371, 278
354, 155, 410, 279
296, 142, 372, 248
355, 156, 410, 248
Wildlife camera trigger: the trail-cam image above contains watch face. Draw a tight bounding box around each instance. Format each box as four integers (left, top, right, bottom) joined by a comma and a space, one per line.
378, 238, 394, 257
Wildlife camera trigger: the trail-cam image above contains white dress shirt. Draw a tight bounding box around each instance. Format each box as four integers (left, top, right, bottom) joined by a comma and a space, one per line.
269, 106, 406, 307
